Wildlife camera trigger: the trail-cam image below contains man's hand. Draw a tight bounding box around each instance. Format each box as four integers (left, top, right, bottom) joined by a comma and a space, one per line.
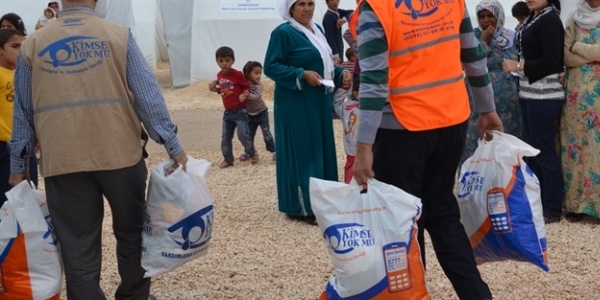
353, 142, 375, 185
477, 111, 504, 140
9, 172, 30, 186
171, 150, 188, 172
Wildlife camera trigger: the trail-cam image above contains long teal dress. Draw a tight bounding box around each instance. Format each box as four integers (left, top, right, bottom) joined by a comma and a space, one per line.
264, 22, 345, 217
461, 28, 521, 165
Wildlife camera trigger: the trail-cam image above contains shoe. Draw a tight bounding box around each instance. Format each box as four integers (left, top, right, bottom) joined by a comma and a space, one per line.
272, 152, 276, 162
286, 214, 318, 226
544, 215, 561, 224
566, 212, 584, 222
218, 160, 233, 169
250, 153, 260, 164
239, 153, 250, 162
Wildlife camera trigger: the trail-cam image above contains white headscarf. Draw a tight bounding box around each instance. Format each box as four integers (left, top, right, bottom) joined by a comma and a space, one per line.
279, 0, 335, 88
476, 0, 515, 50
573, 0, 600, 29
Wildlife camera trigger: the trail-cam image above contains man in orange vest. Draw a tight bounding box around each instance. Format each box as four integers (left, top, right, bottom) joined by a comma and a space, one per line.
351, 0, 503, 299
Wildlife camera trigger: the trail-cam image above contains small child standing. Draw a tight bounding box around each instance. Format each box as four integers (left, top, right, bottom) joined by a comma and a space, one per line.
340, 48, 356, 74
332, 75, 360, 184
0, 28, 38, 206
239, 61, 276, 162
208, 46, 258, 168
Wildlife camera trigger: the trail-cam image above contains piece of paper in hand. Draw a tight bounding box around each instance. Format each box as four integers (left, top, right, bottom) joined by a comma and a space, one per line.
320, 79, 335, 87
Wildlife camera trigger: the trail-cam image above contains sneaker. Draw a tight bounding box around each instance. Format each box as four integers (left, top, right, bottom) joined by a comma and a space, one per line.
218, 160, 233, 169
239, 153, 250, 162
250, 153, 260, 164
272, 152, 276, 162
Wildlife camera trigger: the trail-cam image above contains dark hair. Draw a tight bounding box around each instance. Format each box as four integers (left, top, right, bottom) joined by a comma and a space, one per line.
215, 46, 235, 60
548, 0, 560, 11
0, 28, 23, 49
0, 13, 27, 36
511, 1, 530, 17
345, 48, 354, 60
48, 1, 59, 8
243, 61, 262, 79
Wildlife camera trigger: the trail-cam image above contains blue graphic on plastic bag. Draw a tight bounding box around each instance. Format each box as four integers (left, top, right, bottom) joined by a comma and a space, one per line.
458, 171, 485, 198
323, 223, 374, 255
43, 215, 58, 246
473, 167, 549, 271
168, 205, 213, 251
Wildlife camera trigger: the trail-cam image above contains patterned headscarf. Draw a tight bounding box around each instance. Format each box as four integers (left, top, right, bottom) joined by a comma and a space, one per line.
476, 0, 515, 50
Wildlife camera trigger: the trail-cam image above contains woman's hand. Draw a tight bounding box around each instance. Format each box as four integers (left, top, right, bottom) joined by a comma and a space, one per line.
502, 59, 519, 73
303, 70, 322, 86
481, 26, 494, 43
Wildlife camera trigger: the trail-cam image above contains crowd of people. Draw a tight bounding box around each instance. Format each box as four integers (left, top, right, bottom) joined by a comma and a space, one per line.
1, 0, 600, 299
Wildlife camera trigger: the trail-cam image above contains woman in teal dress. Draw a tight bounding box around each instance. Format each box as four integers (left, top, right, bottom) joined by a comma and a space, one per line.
264, 0, 351, 225
461, 0, 521, 164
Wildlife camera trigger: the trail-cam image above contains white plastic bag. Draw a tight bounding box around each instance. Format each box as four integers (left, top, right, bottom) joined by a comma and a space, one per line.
142, 156, 214, 277
309, 178, 430, 300
0, 181, 62, 300
457, 131, 549, 271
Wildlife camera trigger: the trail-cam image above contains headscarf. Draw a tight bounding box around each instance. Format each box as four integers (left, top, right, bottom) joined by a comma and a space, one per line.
476, 0, 515, 50
573, 0, 600, 29
278, 0, 335, 90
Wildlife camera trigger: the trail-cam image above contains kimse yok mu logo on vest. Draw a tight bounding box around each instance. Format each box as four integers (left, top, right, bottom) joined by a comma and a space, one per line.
323, 223, 374, 254
457, 171, 484, 198
38, 35, 110, 74
166, 205, 213, 255
395, 0, 456, 20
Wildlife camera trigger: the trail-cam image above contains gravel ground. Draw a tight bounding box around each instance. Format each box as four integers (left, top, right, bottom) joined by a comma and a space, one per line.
47, 62, 599, 299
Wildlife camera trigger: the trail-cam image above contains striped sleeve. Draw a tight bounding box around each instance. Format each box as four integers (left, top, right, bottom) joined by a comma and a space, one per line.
356, 1, 388, 145
459, 8, 495, 113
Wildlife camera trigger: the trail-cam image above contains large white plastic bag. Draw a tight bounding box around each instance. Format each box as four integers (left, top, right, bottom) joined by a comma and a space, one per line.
309, 178, 430, 300
142, 156, 214, 277
0, 181, 62, 300
457, 131, 549, 271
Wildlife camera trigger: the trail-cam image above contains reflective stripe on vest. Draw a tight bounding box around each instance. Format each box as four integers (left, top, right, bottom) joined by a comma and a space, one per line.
359, 0, 470, 131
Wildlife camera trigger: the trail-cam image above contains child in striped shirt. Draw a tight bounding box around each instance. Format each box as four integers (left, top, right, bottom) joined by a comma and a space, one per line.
239, 61, 276, 162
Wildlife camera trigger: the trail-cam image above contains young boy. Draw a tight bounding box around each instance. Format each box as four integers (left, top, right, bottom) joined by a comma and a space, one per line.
322, 0, 353, 63
208, 46, 258, 168
332, 75, 359, 183
340, 48, 355, 74
511, 1, 530, 31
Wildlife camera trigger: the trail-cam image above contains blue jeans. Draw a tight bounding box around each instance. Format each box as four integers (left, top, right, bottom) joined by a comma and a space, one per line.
519, 99, 564, 218
221, 108, 255, 163
248, 109, 275, 153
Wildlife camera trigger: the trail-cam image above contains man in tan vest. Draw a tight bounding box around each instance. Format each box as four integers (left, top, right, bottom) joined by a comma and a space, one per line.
8, 0, 187, 299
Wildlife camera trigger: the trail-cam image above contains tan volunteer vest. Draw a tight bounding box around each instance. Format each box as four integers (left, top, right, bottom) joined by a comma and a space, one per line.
22, 11, 142, 177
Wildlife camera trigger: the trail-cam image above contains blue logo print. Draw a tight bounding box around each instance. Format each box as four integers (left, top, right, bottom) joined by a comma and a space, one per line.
38, 35, 110, 68
395, 0, 439, 20
323, 223, 374, 254
458, 171, 484, 198
43, 215, 58, 246
168, 205, 213, 251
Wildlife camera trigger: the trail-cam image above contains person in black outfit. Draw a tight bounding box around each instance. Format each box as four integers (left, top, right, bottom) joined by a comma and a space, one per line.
322, 0, 353, 63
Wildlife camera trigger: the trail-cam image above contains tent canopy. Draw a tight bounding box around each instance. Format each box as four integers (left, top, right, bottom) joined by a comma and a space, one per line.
1, 0, 577, 87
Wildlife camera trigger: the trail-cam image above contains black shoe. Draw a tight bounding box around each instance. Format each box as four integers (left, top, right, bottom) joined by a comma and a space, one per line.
544, 215, 561, 224
286, 214, 318, 226
566, 212, 584, 222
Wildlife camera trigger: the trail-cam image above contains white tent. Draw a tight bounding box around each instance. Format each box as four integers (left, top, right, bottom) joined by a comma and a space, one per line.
0, 0, 580, 87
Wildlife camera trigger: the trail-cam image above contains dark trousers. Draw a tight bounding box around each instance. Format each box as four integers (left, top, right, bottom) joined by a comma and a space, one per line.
372, 123, 492, 300
248, 109, 275, 153
222, 108, 256, 162
519, 99, 564, 218
0, 141, 38, 205
44, 158, 150, 300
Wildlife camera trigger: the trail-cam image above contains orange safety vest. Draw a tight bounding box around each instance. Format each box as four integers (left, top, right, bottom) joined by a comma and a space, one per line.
350, 0, 470, 131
